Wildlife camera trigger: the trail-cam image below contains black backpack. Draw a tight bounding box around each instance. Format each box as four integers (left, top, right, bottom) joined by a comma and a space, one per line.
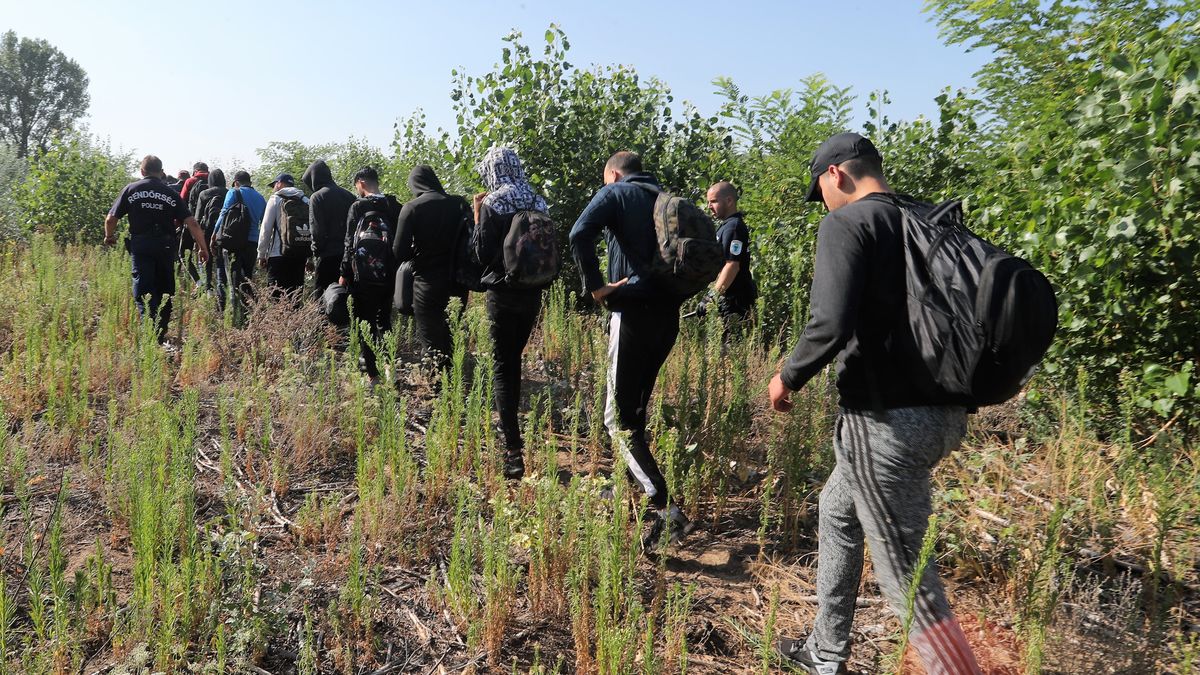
321, 282, 350, 327
187, 178, 208, 217
217, 190, 253, 252
276, 194, 312, 259
394, 260, 415, 315
886, 195, 1058, 407
502, 210, 561, 289
350, 203, 393, 287
452, 203, 486, 293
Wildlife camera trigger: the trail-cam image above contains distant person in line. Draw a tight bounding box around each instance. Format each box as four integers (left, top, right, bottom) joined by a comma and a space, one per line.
103, 154, 210, 343
395, 164, 468, 371
257, 173, 310, 300
569, 150, 695, 552
339, 167, 401, 385
302, 160, 356, 301
178, 161, 211, 287
195, 168, 229, 302
770, 133, 982, 675
471, 147, 548, 480
212, 170, 266, 325
705, 181, 757, 328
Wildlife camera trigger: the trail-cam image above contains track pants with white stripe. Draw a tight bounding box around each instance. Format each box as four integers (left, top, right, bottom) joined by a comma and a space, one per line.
604, 306, 679, 509
807, 407, 982, 675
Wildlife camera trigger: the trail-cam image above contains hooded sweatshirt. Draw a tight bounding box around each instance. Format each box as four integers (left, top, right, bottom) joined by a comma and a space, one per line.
393, 165, 467, 285
195, 169, 228, 235
301, 160, 356, 259
257, 186, 309, 260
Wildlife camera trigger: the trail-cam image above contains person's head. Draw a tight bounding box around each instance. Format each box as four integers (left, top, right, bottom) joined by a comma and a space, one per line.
353, 167, 380, 196
139, 155, 164, 178
232, 170, 252, 188
476, 146, 528, 191
603, 151, 642, 185
177, 169, 190, 181
193, 161, 208, 173
706, 181, 738, 219
805, 132, 888, 212
269, 173, 295, 192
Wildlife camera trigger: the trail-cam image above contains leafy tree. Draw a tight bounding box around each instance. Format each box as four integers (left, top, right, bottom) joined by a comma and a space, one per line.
0, 31, 90, 158
254, 138, 387, 198
0, 142, 27, 240
16, 132, 132, 245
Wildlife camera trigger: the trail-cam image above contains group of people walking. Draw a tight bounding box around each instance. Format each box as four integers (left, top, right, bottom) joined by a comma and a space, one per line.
103, 135, 991, 674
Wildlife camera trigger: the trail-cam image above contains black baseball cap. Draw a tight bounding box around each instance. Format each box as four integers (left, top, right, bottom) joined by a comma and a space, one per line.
805, 132, 882, 202
270, 173, 295, 186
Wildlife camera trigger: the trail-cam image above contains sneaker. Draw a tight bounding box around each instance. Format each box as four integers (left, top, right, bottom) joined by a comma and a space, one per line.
641, 503, 696, 554
502, 450, 525, 480
777, 637, 847, 674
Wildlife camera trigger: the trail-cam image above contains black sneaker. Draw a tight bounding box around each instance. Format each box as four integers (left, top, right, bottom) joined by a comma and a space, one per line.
777, 637, 847, 674
502, 450, 525, 480
641, 504, 695, 555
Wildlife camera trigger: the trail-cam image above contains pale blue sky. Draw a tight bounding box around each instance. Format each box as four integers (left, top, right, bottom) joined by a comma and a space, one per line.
2, 0, 989, 174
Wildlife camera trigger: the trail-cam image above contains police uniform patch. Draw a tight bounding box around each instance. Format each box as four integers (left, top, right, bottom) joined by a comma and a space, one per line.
730, 240, 743, 256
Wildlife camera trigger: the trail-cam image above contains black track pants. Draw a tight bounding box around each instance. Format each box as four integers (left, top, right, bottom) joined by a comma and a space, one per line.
486, 288, 542, 452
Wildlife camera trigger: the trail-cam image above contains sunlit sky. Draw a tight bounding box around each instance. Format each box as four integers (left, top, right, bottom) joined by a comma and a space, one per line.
2, 0, 990, 174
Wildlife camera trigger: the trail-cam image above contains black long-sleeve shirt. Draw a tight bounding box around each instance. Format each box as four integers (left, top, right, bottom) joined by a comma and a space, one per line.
780, 193, 959, 410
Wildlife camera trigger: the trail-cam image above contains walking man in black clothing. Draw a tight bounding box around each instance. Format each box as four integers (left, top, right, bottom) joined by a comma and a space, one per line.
569, 150, 694, 551
472, 147, 548, 480
103, 154, 210, 343
394, 165, 468, 370
302, 160, 356, 300
339, 167, 401, 384
194, 168, 228, 301
770, 133, 981, 675
706, 181, 757, 326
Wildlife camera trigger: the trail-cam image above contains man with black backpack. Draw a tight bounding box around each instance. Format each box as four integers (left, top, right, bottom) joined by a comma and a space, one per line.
339, 167, 401, 385
570, 150, 711, 553
179, 161, 211, 288
394, 164, 469, 370
212, 170, 266, 326
471, 147, 559, 479
258, 173, 311, 300
769, 133, 985, 675
302, 160, 356, 301
195, 168, 228, 301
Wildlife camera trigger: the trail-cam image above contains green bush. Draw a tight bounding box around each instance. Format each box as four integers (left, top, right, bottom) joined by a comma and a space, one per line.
15, 132, 131, 245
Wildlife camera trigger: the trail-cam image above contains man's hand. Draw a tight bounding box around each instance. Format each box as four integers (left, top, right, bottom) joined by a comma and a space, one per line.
258, 258, 267, 269
304, 258, 315, 273
338, 276, 347, 286
769, 373, 794, 413
591, 277, 628, 304
196, 245, 210, 265
102, 233, 117, 247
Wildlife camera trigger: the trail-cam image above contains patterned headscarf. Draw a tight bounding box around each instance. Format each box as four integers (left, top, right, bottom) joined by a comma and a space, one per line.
476, 146, 548, 216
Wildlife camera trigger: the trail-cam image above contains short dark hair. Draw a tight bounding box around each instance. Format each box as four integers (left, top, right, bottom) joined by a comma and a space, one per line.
840, 155, 884, 181
140, 155, 163, 175
353, 167, 380, 185
709, 180, 737, 201
193, 161, 208, 172
605, 151, 642, 175
232, 170, 252, 185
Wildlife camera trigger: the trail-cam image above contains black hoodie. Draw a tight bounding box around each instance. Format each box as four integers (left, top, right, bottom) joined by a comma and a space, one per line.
195, 169, 228, 236
393, 165, 468, 285
302, 160, 357, 259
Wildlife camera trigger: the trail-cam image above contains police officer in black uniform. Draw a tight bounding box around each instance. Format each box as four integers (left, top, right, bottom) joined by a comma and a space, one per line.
103, 155, 210, 343
706, 181, 757, 326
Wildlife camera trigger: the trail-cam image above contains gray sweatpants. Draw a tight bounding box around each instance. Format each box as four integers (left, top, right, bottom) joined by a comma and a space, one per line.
807, 407, 981, 675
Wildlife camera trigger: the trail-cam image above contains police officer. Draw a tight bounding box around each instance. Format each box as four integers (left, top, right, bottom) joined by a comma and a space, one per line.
103, 155, 210, 343
706, 181, 757, 326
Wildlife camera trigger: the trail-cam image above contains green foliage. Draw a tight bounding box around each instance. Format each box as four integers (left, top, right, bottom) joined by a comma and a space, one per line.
0, 31, 90, 158
254, 137, 387, 198
0, 142, 27, 240
15, 132, 131, 244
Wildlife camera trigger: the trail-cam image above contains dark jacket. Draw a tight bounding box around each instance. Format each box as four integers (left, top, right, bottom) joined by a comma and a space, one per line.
394, 165, 466, 287
195, 169, 228, 236
568, 172, 674, 308
340, 193, 402, 280
302, 160, 357, 259
779, 193, 963, 410
472, 204, 515, 288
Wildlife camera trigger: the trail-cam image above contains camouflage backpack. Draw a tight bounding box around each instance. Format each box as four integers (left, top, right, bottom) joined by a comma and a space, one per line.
502, 210, 561, 289
633, 183, 724, 298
